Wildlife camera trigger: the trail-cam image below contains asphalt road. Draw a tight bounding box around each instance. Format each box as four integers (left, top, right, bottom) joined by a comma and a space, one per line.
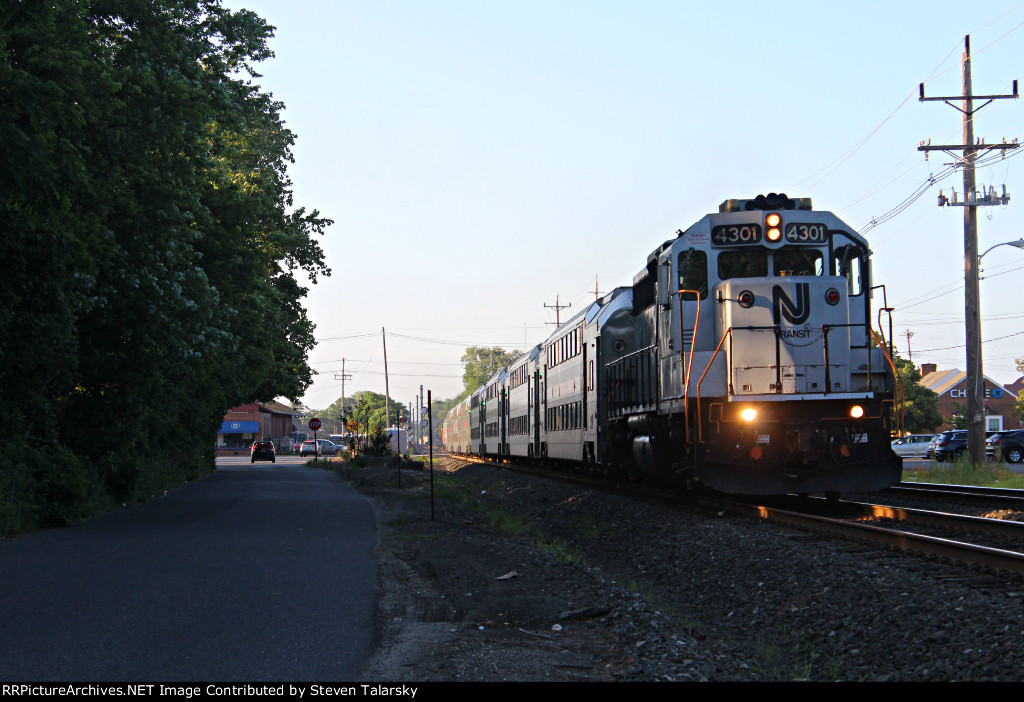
0, 458, 378, 681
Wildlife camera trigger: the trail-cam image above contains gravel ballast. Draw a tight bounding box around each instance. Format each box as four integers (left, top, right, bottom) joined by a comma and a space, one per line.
349, 457, 1024, 682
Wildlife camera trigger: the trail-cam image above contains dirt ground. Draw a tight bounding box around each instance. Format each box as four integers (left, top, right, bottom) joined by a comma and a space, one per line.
342, 455, 746, 682
337, 454, 1024, 683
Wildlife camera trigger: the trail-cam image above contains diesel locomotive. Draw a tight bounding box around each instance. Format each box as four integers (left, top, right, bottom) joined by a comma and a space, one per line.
442, 194, 903, 495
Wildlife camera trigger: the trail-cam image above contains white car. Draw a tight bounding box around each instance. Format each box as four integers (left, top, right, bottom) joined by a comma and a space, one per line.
890, 435, 935, 458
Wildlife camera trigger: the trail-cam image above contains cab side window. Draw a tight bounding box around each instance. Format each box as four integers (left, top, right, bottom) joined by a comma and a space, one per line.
677, 250, 708, 301
834, 244, 865, 296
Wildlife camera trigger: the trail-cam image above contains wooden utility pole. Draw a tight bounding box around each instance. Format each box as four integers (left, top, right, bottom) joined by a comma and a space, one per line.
334, 358, 351, 431
544, 294, 571, 327
382, 328, 390, 430
918, 35, 1019, 465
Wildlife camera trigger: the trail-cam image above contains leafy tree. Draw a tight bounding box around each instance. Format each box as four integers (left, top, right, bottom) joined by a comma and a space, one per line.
306, 396, 360, 436
1014, 357, 1024, 425
950, 404, 968, 430
894, 355, 942, 434
461, 347, 519, 394
0, 1, 329, 531
348, 391, 407, 435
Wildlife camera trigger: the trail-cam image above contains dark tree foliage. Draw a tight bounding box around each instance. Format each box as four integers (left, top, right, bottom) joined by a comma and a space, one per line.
460, 347, 518, 395
1016, 357, 1024, 425
346, 391, 408, 435
0, 0, 330, 531
894, 355, 942, 434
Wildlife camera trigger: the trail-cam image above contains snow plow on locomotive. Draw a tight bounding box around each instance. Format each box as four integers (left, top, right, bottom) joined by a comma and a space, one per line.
442, 194, 903, 495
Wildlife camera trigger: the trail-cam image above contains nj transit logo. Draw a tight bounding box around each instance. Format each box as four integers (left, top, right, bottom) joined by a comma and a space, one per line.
772, 283, 810, 325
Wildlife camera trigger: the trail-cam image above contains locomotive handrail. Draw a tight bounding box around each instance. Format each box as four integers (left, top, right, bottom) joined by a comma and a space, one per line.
872, 283, 895, 361
695, 321, 899, 444
677, 288, 702, 444
695, 327, 734, 444
869, 327, 905, 437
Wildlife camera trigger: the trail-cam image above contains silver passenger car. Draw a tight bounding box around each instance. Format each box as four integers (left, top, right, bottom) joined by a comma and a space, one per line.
890, 434, 934, 458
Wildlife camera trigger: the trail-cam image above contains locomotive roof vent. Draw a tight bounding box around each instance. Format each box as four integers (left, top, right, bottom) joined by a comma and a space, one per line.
719, 193, 813, 213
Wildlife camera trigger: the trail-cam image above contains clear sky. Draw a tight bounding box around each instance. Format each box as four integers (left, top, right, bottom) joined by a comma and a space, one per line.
224, 0, 1024, 412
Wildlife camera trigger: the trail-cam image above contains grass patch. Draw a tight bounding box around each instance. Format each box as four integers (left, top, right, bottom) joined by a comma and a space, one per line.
572, 516, 615, 540
424, 473, 589, 565
536, 535, 585, 564
486, 510, 533, 536
619, 578, 695, 626
432, 474, 483, 510
902, 457, 1024, 488
751, 631, 846, 682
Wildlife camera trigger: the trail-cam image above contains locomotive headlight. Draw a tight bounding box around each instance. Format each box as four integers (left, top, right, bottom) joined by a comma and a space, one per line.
741, 408, 758, 422
850, 405, 865, 419
765, 213, 782, 241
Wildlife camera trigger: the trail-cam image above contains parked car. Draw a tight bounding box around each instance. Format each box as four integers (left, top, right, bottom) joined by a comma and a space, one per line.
299, 439, 339, 457
250, 441, 276, 463
319, 440, 341, 455
890, 434, 935, 458
987, 430, 1024, 464
933, 430, 968, 462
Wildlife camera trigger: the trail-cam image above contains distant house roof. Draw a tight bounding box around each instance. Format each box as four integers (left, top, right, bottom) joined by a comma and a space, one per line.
1007, 376, 1024, 395
920, 368, 1018, 399
920, 368, 964, 396
258, 400, 301, 416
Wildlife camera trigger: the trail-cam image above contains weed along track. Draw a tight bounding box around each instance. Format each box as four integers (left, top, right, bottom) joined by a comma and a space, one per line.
339, 455, 1024, 681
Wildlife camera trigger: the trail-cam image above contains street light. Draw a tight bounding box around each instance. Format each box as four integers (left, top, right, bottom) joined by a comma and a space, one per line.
979, 238, 1024, 268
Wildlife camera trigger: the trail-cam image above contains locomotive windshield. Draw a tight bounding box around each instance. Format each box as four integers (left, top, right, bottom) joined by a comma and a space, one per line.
773, 249, 823, 277
717, 248, 824, 280
717, 250, 767, 280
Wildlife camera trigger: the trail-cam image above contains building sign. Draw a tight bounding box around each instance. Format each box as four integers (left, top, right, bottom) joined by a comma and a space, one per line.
950, 387, 1007, 399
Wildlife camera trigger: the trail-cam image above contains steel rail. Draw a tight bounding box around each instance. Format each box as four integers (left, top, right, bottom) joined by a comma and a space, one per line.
889, 483, 1024, 508
825, 498, 1024, 539
713, 496, 1024, 578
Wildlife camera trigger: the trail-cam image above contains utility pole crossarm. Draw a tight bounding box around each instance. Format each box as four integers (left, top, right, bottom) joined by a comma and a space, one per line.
544, 294, 571, 327
918, 143, 1019, 151
919, 79, 1018, 104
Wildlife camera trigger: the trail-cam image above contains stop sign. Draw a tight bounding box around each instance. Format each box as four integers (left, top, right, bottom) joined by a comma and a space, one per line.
308, 417, 322, 431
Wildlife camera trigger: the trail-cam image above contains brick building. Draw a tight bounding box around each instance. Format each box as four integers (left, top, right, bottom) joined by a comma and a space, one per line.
919, 364, 1021, 433
217, 400, 301, 452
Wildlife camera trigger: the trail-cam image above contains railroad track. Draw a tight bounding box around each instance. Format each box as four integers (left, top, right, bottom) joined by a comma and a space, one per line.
887, 481, 1024, 509
446, 454, 1024, 581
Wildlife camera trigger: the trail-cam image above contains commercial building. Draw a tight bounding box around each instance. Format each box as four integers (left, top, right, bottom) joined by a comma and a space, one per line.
217, 400, 301, 453
919, 363, 1021, 432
